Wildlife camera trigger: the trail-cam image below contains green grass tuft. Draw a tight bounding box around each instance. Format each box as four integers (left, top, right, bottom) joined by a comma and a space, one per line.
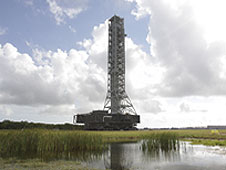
141, 132, 180, 153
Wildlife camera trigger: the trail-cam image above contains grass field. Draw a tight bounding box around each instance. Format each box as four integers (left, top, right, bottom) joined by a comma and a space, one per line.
0, 158, 105, 170
1, 129, 226, 169
91, 129, 226, 143
95, 129, 226, 147
0, 129, 226, 160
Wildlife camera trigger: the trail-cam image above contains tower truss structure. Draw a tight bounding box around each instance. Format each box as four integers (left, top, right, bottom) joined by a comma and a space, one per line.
75, 15, 139, 130
104, 15, 137, 115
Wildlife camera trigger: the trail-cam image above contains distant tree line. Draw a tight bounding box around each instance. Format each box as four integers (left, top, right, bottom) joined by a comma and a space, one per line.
0, 120, 83, 130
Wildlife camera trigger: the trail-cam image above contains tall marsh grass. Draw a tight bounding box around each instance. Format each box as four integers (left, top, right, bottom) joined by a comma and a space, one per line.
1, 129, 223, 160
142, 132, 179, 153
0, 129, 105, 160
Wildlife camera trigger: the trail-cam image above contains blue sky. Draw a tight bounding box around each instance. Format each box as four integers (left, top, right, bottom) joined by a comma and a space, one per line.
0, 0, 149, 54
1, 0, 226, 128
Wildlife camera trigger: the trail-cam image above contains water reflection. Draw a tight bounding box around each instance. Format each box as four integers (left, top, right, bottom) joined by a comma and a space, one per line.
142, 147, 181, 162
1, 150, 104, 162
85, 141, 226, 170
2, 140, 226, 170
141, 139, 181, 162
104, 143, 133, 170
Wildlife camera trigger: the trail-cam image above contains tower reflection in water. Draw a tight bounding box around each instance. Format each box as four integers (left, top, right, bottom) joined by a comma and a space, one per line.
102, 141, 182, 170
104, 143, 134, 170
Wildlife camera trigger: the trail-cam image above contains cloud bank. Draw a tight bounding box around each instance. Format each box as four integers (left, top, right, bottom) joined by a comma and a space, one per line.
0, 42, 106, 107
0, 19, 156, 117
127, 0, 226, 97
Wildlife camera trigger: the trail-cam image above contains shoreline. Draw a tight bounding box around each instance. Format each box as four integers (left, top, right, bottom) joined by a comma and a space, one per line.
0, 158, 104, 170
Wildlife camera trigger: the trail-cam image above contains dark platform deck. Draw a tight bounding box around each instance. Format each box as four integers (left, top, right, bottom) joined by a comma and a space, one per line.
75, 110, 140, 130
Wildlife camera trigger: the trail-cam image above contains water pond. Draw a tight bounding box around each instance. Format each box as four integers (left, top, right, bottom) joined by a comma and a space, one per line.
2, 141, 226, 170
84, 141, 226, 170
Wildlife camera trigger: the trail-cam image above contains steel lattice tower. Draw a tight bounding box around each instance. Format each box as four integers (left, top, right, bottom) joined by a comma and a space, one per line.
75, 15, 140, 130
104, 15, 137, 115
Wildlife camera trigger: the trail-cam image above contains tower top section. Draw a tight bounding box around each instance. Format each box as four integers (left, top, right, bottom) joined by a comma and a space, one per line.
109, 15, 124, 22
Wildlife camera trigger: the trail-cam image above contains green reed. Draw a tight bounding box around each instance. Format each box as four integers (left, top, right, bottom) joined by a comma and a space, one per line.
0, 129, 106, 159
141, 132, 179, 153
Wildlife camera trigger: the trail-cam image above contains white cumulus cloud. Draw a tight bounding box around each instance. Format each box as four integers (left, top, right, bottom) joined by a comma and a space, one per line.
0, 42, 106, 109
46, 0, 88, 25
127, 0, 226, 97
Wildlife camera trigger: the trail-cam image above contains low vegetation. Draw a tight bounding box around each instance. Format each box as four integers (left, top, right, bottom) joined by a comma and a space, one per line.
0, 120, 83, 130
0, 158, 104, 170
141, 132, 179, 153
92, 129, 226, 143
0, 128, 226, 161
0, 129, 105, 160
187, 139, 226, 146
